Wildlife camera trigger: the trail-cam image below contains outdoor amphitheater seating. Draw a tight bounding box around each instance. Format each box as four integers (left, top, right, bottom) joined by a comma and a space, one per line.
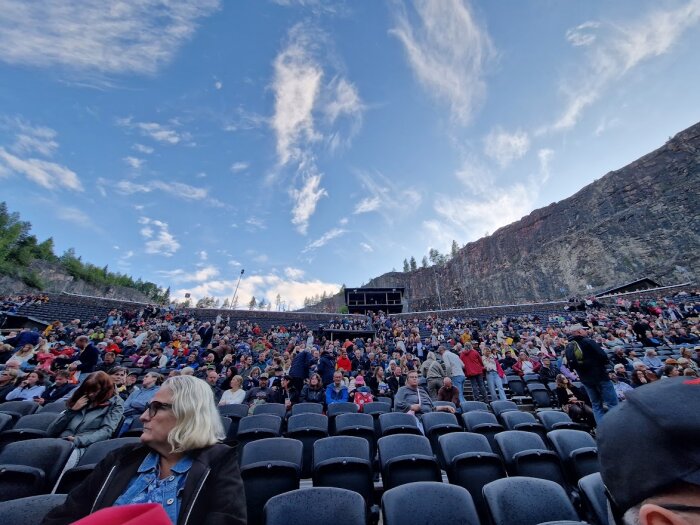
483, 477, 580, 525
219, 416, 232, 436
312, 436, 374, 505
0, 494, 67, 525
218, 403, 248, 437
0, 438, 72, 501
548, 429, 600, 484
377, 396, 393, 407
523, 373, 542, 383
462, 411, 504, 452
381, 482, 480, 525
495, 431, 568, 490
264, 487, 366, 525
286, 413, 328, 478
528, 383, 555, 409
537, 410, 589, 432
253, 402, 287, 420
0, 413, 12, 433
334, 413, 376, 461
0, 401, 39, 422
578, 472, 611, 525
507, 376, 527, 397
438, 432, 506, 522
0, 413, 59, 447
433, 400, 457, 410
240, 437, 302, 525
37, 401, 67, 414
378, 412, 421, 437
377, 434, 441, 490
460, 401, 489, 413
235, 414, 283, 458
420, 411, 462, 468
490, 400, 519, 421
290, 402, 323, 416
54, 437, 140, 493
121, 417, 143, 437
362, 401, 391, 438
327, 402, 358, 434
500, 410, 548, 441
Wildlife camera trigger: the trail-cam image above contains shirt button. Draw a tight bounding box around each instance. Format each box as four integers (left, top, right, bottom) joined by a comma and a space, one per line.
166, 498, 174, 505
168, 476, 175, 481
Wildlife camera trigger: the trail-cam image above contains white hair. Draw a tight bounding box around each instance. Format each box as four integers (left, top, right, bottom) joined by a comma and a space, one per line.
162, 375, 225, 453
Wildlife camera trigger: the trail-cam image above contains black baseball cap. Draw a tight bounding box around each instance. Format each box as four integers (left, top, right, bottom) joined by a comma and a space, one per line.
598, 377, 700, 513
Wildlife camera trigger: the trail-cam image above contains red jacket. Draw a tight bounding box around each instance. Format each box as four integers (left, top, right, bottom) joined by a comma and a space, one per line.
512, 358, 541, 377
460, 349, 485, 377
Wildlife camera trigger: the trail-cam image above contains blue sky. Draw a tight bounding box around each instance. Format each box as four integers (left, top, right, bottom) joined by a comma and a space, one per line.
1, 0, 699, 309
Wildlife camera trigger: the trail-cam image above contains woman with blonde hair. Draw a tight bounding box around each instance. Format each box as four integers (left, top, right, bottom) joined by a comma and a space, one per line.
43, 375, 246, 525
219, 375, 245, 405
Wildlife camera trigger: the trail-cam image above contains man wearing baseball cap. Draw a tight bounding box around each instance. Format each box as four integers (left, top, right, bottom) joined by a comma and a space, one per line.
598, 377, 700, 524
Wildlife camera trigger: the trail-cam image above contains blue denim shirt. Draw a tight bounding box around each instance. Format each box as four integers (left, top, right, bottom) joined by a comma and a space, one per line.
114, 451, 193, 524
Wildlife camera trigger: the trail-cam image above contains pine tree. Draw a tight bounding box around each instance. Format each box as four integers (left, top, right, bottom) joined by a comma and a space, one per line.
222, 297, 230, 309
275, 294, 281, 311
451, 240, 459, 258
403, 259, 410, 272
409, 256, 417, 271
421, 256, 428, 268
258, 298, 267, 310
248, 296, 257, 310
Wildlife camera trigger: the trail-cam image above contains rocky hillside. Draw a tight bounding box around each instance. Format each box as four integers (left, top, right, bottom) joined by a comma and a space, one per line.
315, 121, 700, 311
0, 260, 152, 303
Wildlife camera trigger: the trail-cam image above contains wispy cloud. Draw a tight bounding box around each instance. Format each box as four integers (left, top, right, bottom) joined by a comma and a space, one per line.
359, 242, 373, 253
537, 148, 554, 183
390, 0, 494, 124
159, 265, 219, 283
138, 217, 180, 256
284, 267, 305, 279
353, 169, 422, 221
4, 118, 58, 156
0, 1, 220, 76
550, 2, 700, 131
483, 128, 530, 168
566, 21, 600, 47
198, 250, 208, 261
230, 161, 249, 173
353, 196, 381, 214
245, 217, 267, 230
133, 144, 154, 154
303, 227, 347, 252
123, 156, 144, 169
0, 147, 82, 191
117, 117, 191, 145
105, 178, 223, 205
290, 171, 328, 234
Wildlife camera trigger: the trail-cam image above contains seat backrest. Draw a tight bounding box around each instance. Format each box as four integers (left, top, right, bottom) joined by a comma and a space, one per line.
237, 414, 282, 435
483, 477, 579, 525
377, 396, 393, 406
491, 400, 518, 416
11, 413, 58, 431
378, 434, 433, 468
313, 436, 370, 465
241, 437, 303, 469
290, 403, 324, 416
463, 411, 499, 430
548, 430, 596, 459
0, 413, 12, 432
379, 412, 419, 433
421, 411, 459, 432
264, 487, 366, 525
286, 413, 328, 434
537, 411, 572, 430
501, 411, 538, 429
335, 412, 374, 431
219, 404, 249, 418
0, 401, 37, 416
0, 438, 73, 486
363, 402, 391, 415
382, 481, 480, 525
327, 402, 358, 417
0, 494, 67, 524
578, 472, 611, 525
461, 401, 489, 413
253, 403, 287, 419
38, 401, 67, 414
523, 374, 541, 383
438, 432, 493, 464
78, 437, 141, 466
495, 430, 547, 462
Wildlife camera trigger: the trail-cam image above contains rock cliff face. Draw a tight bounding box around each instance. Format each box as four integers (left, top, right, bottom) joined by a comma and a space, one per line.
0, 260, 152, 303
322, 122, 700, 311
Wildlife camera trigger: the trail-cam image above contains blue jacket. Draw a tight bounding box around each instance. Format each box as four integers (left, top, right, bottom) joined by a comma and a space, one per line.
123, 386, 160, 417
289, 350, 313, 379
325, 384, 349, 405
316, 353, 336, 386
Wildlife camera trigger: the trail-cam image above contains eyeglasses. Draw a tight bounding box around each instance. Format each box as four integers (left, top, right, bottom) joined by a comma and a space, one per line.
143, 401, 173, 418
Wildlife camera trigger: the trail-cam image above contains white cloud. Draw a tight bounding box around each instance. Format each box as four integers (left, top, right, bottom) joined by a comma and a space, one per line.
353, 169, 422, 222
228, 259, 242, 267
123, 156, 144, 169
138, 217, 180, 256
550, 2, 700, 131
324, 77, 363, 123
0, 1, 220, 75
483, 128, 530, 168
198, 250, 208, 261
253, 253, 269, 264
303, 227, 347, 252
230, 161, 249, 173
271, 24, 323, 165
245, 217, 266, 230
360, 242, 373, 253
594, 116, 621, 137
5, 118, 58, 156
117, 117, 190, 145
537, 148, 554, 183
0, 147, 82, 191
223, 106, 268, 132
214, 81, 223, 90
112, 179, 209, 201
159, 265, 219, 283
339, 217, 349, 225
390, 0, 494, 124
284, 267, 305, 279
566, 21, 600, 47
290, 171, 328, 234
353, 196, 381, 215
133, 143, 154, 154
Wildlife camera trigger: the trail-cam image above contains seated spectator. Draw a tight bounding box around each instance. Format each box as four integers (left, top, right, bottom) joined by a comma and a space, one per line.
36, 370, 76, 405
512, 351, 541, 377
0, 367, 20, 402
661, 364, 680, 379
7, 343, 36, 371
120, 372, 164, 435
6, 369, 45, 401
244, 373, 274, 414
394, 371, 456, 421
367, 366, 391, 398
42, 375, 246, 525
125, 372, 139, 396
613, 364, 632, 384
336, 349, 352, 373
242, 367, 260, 391
610, 348, 631, 370
499, 350, 517, 374
300, 373, 325, 404
387, 366, 406, 395
538, 357, 560, 383
326, 371, 349, 406
437, 377, 460, 408
554, 374, 596, 428
46, 371, 124, 464
109, 366, 129, 400
68, 335, 100, 379
0, 343, 15, 365
641, 349, 663, 373
352, 375, 373, 412
272, 374, 299, 410
95, 351, 117, 373
632, 363, 659, 387
608, 371, 634, 401
219, 375, 245, 405
204, 369, 223, 403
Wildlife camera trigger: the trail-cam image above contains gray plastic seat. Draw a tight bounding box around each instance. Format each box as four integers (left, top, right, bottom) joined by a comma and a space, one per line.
461, 401, 489, 413
0, 493, 67, 525
290, 402, 324, 416
236, 414, 282, 455
313, 436, 373, 505
462, 410, 503, 452
377, 434, 441, 490
537, 410, 589, 432
548, 429, 599, 484
0, 401, 38, 421
490, 400, 519, 420
421, 411, 462, 467
0, 413, 58, 445
382, 481, 480, 525
286, 413, 328, 478
495, 431, 568, 489
334, 413, 376, 461
483, 477, 580, 525
37, 401, 67, 414
379, 412, 421, 437
264, 487, 365, 525
578, 472, 611, 525
501, 411, 547, 441
253, 403, 287, 419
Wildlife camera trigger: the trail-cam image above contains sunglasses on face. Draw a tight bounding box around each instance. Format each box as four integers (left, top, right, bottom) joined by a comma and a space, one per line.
143, 400, 173, 418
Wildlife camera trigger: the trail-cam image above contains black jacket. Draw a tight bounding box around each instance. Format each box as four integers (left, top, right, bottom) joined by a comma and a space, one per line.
566, 335, 611, 384
42, 443, 246, 525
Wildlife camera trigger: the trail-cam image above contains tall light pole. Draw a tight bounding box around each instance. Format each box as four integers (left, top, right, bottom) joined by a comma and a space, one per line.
230, 268, 244, 309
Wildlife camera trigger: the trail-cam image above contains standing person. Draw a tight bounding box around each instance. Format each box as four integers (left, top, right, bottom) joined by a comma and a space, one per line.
460, 344, 488, 403
69, 336, 99, 380
438, 345, 466, 406
289, 346, 313, 392
420, 351, 448, 400
42, 375, 246, 525
564, 324, 618, 423
316, 348, 336, 387
482, 347, 507, 401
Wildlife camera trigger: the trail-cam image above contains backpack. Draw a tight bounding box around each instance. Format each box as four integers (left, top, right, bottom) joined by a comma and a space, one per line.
565, 340, 584, 371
